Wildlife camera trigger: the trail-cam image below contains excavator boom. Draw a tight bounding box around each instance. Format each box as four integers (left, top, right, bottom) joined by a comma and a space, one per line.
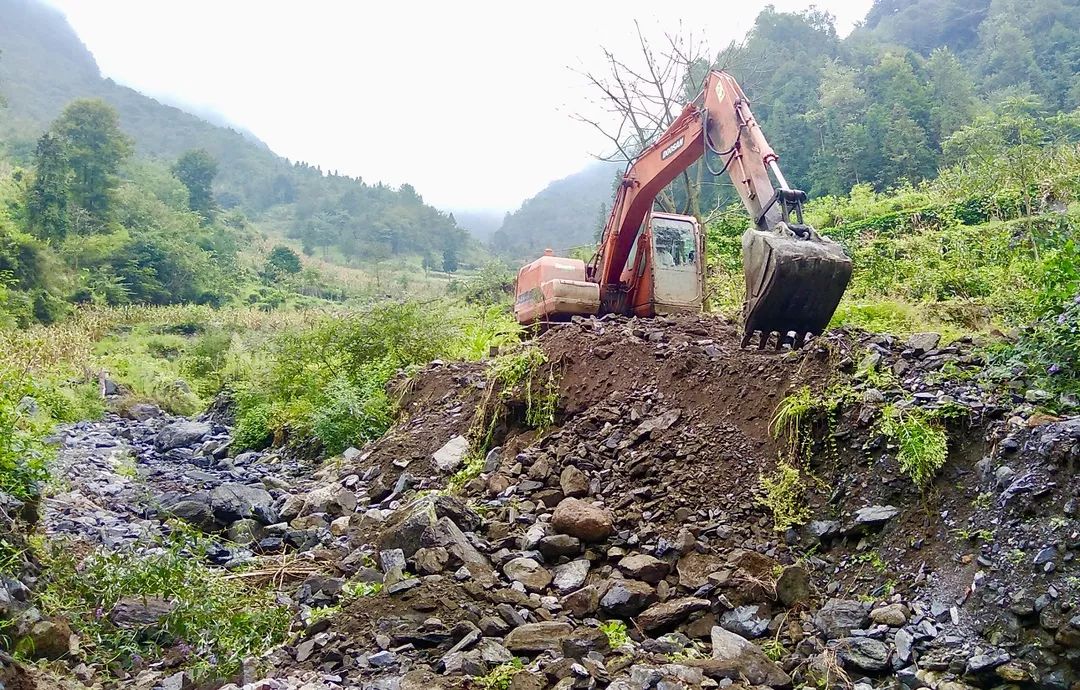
515, 70, 852, 346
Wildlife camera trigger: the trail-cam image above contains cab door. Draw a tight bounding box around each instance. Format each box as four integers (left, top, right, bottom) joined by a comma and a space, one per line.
650, 215, 702, 312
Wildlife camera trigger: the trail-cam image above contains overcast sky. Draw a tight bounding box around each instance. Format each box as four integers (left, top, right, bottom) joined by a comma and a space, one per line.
45, 0, 873, 212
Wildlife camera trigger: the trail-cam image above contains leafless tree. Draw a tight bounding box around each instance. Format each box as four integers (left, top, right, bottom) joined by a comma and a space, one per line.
573, 24, 771, 222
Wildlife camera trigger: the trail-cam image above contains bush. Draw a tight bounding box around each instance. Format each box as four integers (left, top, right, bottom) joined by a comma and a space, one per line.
0, 369, 51, 500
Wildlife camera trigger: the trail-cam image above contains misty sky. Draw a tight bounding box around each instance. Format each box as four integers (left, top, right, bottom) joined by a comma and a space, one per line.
45, 0, 873, 212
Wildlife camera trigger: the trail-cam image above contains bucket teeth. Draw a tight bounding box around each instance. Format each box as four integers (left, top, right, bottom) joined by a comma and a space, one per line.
740, 226, 852, 348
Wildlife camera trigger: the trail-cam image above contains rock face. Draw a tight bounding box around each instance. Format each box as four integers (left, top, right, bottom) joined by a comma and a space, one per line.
551, 498, 613, 542
154, 421, 211, 451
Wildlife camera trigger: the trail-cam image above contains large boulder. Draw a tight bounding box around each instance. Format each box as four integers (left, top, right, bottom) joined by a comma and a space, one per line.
154, 421, 211, 451
209, 483, 276, 525
420, 517, 492, 574
432, 435, 470, 473
552, 498, 613, 542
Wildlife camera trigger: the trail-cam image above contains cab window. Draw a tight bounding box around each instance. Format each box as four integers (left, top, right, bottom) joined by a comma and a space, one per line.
652, 218, 696, 271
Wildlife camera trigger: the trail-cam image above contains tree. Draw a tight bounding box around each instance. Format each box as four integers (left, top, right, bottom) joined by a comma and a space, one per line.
51, 99, 132, 223
442, 244, 460, 273
265, 245, 302, 277
172, 149, 218, 222
27, 132, 71, 242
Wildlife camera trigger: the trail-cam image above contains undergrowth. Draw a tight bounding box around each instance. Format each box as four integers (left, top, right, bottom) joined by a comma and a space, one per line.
600, 620, 629, 648
758, 461, 813, 532
476, 658, 524, 690
33, 525, 290, 681
878, 405, 950, 490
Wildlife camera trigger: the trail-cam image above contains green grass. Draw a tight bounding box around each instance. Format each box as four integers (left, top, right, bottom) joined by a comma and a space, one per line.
878, 406, 949, 490
600, 620, 629, 648
33, 526, 290, 682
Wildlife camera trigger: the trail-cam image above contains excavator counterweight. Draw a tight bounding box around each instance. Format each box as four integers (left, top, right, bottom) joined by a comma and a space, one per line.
514, 70, 852, 346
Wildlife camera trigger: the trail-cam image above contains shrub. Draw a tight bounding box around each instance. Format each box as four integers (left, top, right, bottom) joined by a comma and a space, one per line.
0, 369, 51, 500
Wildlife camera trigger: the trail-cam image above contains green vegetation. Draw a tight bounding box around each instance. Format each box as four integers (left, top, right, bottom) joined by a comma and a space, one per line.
853, 550, 889, 573
34, 528, 290, 681
758, 461, 813, 532
600, 620, 630, 649
878, 406, 950, 490
476, 658, 524, 690
342, 580, 383, 598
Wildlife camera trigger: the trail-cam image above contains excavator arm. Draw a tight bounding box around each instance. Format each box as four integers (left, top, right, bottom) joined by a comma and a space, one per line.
591, 70, 852, 346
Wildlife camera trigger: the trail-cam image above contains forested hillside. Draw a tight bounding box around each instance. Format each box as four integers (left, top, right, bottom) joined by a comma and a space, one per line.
489, 161, 620, 259
0, 0, 470, 264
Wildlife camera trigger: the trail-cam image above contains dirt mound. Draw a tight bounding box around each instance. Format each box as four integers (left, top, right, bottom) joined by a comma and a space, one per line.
255, 314, 1078, 690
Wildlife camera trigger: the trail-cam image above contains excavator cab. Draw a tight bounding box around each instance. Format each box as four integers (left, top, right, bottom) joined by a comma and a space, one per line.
622, 212, 704, 316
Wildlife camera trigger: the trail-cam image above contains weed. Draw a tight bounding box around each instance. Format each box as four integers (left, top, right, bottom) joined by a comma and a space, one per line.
492, 346, 558, 429
853, 550, 888, 573
34, 526, 290, 682
476, 658, 524, 690
600, 620, 629, 649
878, 405, 949, 490
757, 461, 812, 532
973, 492, 993, 510
771, 387, 816, 460
307, 605, 339, 624
761, 638, 787, 662
114, 451, 139, 480
448, 451, 487, 493
1008, 549, 1026, 565
342, 580, 383, 598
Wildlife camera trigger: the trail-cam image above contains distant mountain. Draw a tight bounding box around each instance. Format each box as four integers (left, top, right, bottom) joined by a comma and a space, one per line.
450, 209, 505, 242
0, 0, 471, 263
490, 162, 621, 260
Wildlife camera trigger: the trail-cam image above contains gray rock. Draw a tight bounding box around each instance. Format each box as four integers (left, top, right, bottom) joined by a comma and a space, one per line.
906, 332, 941, 354
378, 494, 481, 557
815, 599, 869, 640
413, 546, 450, 574
503, 621, 573, 653
421, 517, 492, 574
165, 497, 215, 530
552, 559, 590, 593
600, 579, 654, 616
854, 505, 899, 527
687, 626, 791, 687
636, 597, 711, 631
837, 637, 889, 672
617, 554, 669, 584
503, 557, 552, 592
154, 421, 211, 451
108, 596, 176, 629
209, 483, 276, 525
966, 650, 1010, 674
432, 435, 470, 473
776, 565, 811, 606
894, 628, 914, 663
719, 605, 770, 639
807, 520, 841, 542
301, 484, 357, 517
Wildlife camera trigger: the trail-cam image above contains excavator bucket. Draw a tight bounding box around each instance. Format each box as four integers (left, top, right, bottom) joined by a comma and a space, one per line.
741, 225, 852, 348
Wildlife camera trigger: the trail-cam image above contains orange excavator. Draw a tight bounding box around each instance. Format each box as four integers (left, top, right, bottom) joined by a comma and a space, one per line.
513, 70, 852, 348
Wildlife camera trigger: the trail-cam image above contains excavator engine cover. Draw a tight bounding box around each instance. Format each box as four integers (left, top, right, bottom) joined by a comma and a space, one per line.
741, 224, 852, 347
